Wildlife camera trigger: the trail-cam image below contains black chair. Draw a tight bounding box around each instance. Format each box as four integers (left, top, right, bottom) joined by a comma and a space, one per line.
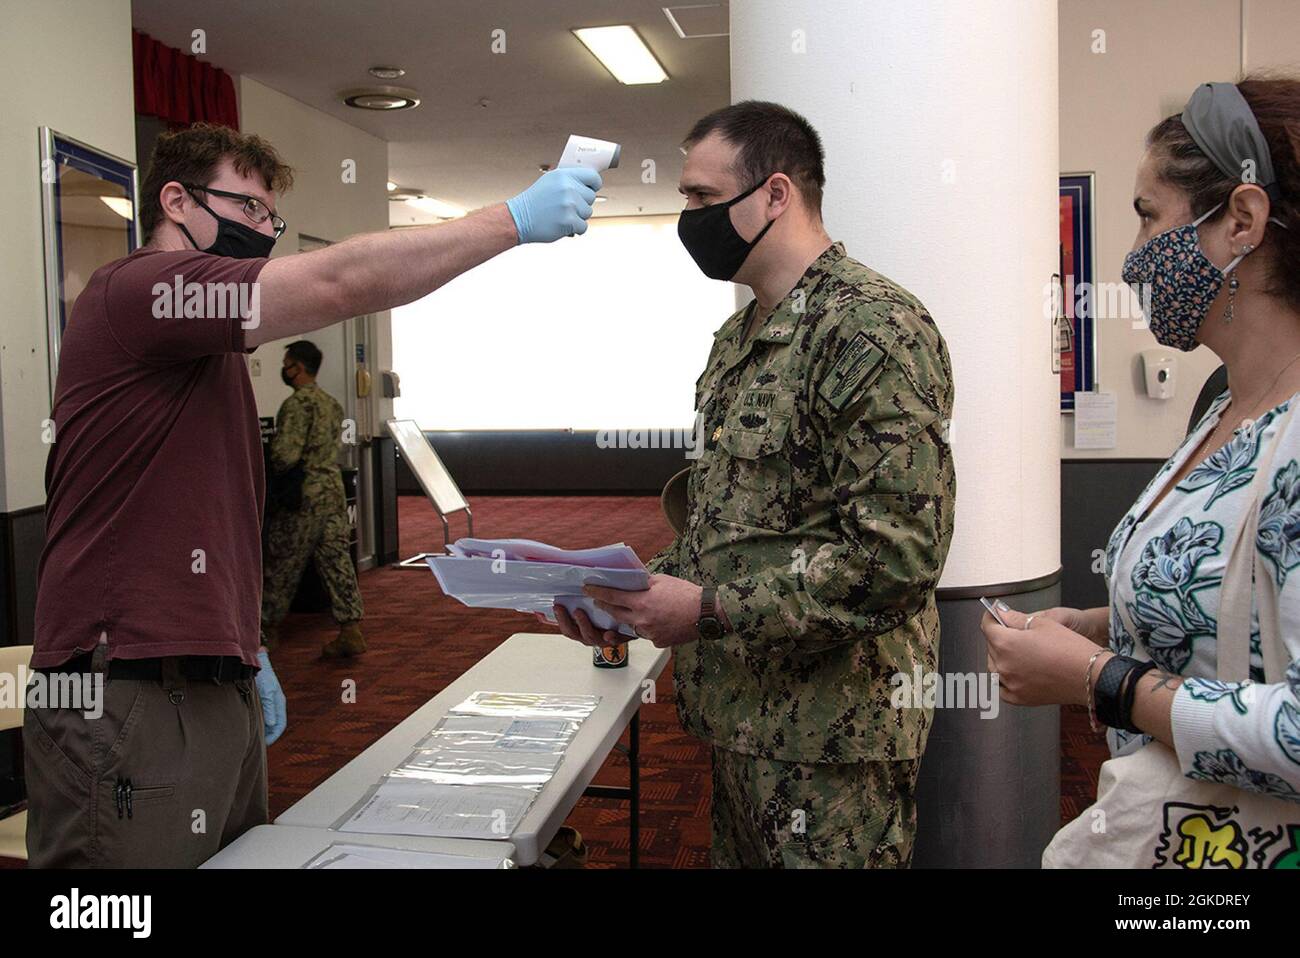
1187, 364, 1229, 436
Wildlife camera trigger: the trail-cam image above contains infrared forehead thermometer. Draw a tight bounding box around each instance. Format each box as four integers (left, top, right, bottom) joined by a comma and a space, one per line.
558, 134, 621, 173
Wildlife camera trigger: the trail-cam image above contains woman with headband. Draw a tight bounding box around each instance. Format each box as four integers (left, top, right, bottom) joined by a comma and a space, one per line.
983, 76, 1300, 868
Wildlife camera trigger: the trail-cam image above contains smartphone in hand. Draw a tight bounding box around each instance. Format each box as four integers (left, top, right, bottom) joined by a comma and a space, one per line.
979, 596, 1011, 628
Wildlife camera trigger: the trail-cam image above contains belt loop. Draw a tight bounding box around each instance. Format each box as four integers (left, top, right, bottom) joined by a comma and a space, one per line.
90, 640, 109, 676
161, 657, 186, 705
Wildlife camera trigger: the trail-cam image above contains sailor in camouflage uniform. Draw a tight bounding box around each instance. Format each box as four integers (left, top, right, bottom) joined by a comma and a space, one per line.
261, 340, 366, 658
557, 102, 955, 868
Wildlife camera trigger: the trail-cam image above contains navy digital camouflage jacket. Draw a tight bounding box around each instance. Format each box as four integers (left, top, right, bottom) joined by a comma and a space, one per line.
649, 242, 956, 764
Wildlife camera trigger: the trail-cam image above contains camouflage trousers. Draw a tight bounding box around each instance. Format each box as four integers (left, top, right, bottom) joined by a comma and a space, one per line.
709, 746, 921, 868
261, 502, 364, 627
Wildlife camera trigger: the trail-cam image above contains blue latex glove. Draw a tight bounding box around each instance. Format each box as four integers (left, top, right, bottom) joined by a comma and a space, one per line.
505, 167, 602, 244
255, 649, 287, 746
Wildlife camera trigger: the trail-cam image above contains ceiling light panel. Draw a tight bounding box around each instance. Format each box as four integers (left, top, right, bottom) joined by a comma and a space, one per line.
572, 26, 668, 85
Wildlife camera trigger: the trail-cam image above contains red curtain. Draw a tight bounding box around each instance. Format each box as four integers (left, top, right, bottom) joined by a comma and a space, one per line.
133, 30, 239, 130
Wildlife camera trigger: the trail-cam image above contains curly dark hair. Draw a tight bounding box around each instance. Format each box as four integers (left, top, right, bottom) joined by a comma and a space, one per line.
139, 122, 294, 243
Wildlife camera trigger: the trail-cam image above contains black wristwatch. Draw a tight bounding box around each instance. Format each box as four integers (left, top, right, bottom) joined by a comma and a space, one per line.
697, 586, 725, 640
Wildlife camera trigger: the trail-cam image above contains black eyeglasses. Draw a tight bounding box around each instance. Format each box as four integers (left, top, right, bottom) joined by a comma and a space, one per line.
184, 183, 287, 237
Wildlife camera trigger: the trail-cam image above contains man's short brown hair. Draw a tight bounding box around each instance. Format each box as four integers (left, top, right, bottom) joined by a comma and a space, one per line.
684, 100, 826, 214
140, 123, 294, 243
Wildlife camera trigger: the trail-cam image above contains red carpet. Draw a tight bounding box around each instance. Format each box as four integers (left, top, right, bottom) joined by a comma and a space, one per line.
1, 493, 1107, 868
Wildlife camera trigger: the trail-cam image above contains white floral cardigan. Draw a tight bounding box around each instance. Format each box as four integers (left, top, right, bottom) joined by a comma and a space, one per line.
1104, 388, 1300, 803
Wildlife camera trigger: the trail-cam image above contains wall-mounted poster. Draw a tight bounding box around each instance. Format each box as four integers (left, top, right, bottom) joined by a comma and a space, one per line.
40, 128, 139, 402
1059, 173, 1097, 412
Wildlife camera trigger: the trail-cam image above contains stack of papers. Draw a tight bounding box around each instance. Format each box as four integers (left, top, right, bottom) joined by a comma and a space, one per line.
427, 538, 648, 637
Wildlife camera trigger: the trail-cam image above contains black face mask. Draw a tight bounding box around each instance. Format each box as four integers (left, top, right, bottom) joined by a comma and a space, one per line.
178, 191, 276, 260
677, 178, 775, 281
281, 366, 296, 387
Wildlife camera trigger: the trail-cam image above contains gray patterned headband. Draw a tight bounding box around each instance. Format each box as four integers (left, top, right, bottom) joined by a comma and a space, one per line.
1180, 81, 1281, 201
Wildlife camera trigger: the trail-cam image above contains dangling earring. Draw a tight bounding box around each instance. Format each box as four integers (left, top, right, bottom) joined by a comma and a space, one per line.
1224, 244, 1252, 324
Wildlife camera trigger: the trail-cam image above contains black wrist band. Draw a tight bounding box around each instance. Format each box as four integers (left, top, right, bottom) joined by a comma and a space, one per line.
1094, 655, 1137, 729
1117, 660, 1160, 734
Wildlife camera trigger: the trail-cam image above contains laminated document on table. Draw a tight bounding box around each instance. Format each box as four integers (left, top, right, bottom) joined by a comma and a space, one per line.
388, 747, 564, 787
335, 692, 601, 840
417, 714, 581, 753
390, 696, 594, 787
426, 538, 649, 637
449, 690, 601, 720
337, 781, 535, 840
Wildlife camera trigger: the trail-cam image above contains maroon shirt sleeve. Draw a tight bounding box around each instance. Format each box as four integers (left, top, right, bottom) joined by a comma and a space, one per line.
103, 250, 266, 362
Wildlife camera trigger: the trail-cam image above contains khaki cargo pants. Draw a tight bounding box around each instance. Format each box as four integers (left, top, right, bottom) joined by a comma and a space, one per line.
23, 649, 267, 868
710, 746, 921, 869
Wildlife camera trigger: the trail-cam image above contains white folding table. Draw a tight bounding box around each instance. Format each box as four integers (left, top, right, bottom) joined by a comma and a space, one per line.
276, 632, 670, 866
200, 824, 514, 869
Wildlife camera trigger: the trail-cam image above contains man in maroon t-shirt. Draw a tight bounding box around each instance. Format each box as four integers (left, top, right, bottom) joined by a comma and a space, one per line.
25, 123, 601, 867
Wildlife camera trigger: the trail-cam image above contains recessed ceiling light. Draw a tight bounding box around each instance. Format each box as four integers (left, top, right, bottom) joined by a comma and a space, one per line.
99, 196, 134, 220
368, 66, 406, 80
572, 25, 668, 84
386, 181, 396, 191
339, 86, 421, 111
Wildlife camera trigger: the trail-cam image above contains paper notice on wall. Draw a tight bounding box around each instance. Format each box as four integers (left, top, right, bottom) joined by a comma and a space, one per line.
1073, 391, 1117, 449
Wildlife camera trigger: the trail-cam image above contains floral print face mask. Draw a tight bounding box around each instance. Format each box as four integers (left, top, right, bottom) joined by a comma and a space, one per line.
1122, 203, 1244, 352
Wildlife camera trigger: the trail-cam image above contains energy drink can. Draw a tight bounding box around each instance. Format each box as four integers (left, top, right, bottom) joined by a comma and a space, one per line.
593, 641, 628, 668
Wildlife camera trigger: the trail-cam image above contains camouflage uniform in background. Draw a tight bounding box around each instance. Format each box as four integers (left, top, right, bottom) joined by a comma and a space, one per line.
648, 242, 956, 868
261, 382, 364, 629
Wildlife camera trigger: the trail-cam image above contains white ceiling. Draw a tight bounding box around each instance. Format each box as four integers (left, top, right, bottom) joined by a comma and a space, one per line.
130, 0, 731, 224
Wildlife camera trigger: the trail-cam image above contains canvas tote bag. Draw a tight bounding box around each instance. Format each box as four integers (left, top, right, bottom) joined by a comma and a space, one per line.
1043, 405, 1300, 869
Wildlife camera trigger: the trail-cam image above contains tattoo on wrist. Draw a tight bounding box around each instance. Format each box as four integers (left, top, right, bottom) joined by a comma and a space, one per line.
1149, 672, 1183, 694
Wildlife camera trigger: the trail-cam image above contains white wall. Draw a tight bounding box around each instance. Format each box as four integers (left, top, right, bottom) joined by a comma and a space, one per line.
238, 76, 392, 427
392, 214, 732, 430
237, 76, 392, 565
0, 0, 136, 511
1059, 0, 1300, 459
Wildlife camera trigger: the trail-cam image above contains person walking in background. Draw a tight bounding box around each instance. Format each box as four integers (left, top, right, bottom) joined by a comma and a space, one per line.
262, 340, 366, 658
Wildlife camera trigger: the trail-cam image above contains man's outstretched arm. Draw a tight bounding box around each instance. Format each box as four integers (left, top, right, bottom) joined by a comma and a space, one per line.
248, 168, 598, 347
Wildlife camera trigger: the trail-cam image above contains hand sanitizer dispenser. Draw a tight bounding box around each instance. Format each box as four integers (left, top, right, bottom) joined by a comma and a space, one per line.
1141, 349, 1177, 400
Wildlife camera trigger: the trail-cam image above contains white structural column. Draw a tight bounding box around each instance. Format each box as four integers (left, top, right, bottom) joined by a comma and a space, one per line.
730, 0, 1062, 866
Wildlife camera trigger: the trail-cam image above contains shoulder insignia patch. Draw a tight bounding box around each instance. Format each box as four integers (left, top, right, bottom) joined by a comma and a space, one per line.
817, 330, 886, 411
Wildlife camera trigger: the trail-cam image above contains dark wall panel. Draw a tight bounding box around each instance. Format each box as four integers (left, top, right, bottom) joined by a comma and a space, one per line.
397, 430, 689, 496
1059, 459, 1162, 612
371, 436, 400, 566
0, 507, 44, 648
4, 450, 1163, 647
395, 434, 1164, 620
